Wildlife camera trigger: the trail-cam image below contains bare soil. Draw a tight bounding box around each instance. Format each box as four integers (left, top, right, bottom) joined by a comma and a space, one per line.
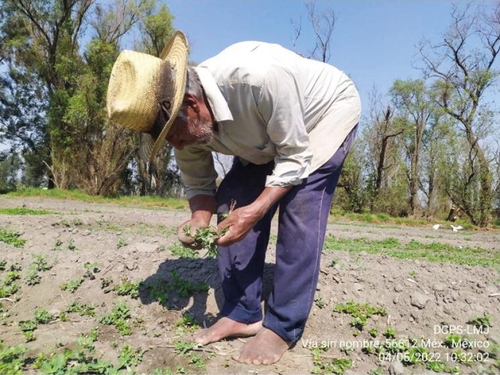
0, 196, 499, 375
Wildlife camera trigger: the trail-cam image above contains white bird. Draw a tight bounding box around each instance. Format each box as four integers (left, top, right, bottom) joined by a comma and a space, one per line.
451, 225, 463, 232
432, 224, 441, 230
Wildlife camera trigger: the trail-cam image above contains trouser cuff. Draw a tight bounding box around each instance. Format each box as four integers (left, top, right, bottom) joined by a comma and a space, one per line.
220, 301, 263, 324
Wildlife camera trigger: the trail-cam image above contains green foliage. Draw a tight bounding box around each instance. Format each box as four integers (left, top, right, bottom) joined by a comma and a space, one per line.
113, 278, 140, 298
0, 270, 20, 298
183, 225, 229, 258
333, 301, 387, 331
65, 301, 96, 317
34, 308, 54, 324
168, 243, 198, 259
98, 302, 132, 336
118, 344, 144, 369
0, 342, 27, 375
0, 208, 54, 215
324, 235, 500, 268
311, 348, 352, 375
116, 237, 128, 249
59, 277, 84, 293
468, 314, 493, 329
175, 314, 200, 333
384, 326, 396, 339
0, 228, 26, 248
171, 271, 209, 297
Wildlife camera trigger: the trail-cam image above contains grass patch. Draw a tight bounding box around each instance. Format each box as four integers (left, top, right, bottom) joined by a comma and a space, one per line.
329, 208, 483, 230
323, 236, 500, 268
0, 228, 26, 248
6, 188, 188, 210
0, 207, 55, 215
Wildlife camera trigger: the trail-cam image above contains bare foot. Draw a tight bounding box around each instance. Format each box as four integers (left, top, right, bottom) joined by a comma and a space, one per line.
232, 327, 290, 365
194, 317, 262, 345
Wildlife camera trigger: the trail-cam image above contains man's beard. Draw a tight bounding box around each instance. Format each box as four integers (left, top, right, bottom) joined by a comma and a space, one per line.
193, 117, 214, 145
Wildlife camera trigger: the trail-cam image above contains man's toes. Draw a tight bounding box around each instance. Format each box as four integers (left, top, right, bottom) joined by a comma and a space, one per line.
252, 355, 264, 365
231, 353, 240, 362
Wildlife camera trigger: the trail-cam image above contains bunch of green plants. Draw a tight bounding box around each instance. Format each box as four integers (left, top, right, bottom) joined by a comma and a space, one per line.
0, 341, 27, 374
25, 255, 53, 286
183, 225, 228, 258
0, 269, 21, 298
118, 344, 144, 369
311, 347, 352, 375
65, 301, 97, 317
113, 278, 140, 299
0, 228, 26, 248
333, 301, 387, 331
98, 302, 132, 336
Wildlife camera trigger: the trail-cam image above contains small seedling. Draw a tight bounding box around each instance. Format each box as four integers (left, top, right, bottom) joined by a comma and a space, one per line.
53, 238, 63, 251
468, 313, 493, 329
67, 238, 77, 251
113, 277, 140, 299
34, 308, 55, 324
314, 297, 326, 309
26, 269, 41, 286
409, 270, 417, 278
175, 314, 200, 333
311, 347, 353, 375
369, 328, 378, 338
98, 302, 132, 336
0, 260, 6, 270
188, 353, 205, 369
116, 237, 128, 249
65, 301, 96, 317
171, 271, 209, 297
100, 277, 113, 291
173, 340, 198, 355
83, 262, 100, 280
384, 327, 396, 339
60, 277, 84, 293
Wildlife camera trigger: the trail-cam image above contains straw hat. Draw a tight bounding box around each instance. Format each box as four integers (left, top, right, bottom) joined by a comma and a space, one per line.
106, 31, 189, 165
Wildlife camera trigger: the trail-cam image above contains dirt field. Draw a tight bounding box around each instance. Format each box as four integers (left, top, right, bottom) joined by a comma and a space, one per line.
1, 196, 499, 375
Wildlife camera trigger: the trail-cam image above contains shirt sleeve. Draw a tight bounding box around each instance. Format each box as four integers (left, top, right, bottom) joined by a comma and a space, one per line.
174, 146, 218, 200
257, 65, 313, 188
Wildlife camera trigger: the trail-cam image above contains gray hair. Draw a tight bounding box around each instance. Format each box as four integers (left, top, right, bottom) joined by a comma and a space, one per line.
185, 66, 203, 100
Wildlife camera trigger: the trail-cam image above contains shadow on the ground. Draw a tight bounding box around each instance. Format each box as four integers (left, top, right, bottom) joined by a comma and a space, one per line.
139, 255, 275, 325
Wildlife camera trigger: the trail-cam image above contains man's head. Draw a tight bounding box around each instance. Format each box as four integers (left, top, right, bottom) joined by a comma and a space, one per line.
162, 67, 215, 150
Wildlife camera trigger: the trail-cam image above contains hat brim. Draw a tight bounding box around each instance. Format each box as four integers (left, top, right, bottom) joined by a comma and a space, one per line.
147, 31, 189, 165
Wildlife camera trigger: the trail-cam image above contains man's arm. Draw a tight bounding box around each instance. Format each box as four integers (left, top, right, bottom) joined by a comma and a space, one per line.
216, 186, 291, 246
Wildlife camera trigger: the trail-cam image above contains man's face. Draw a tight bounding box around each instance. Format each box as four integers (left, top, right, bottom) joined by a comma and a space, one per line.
165, 96, 214, 150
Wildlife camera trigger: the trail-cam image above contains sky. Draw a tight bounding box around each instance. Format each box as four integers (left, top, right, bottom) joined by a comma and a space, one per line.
156, 0, 498, 117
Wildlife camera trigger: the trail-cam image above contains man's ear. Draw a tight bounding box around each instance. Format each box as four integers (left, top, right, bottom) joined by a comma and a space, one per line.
183, 94, 199, 114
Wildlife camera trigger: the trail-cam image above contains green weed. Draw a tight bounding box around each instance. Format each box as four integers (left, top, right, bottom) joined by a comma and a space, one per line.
168, 243, 198, 259
60, 277, 84, 293
0, 341, 27, 374
333, 301, 387, 331
116, 237, 128, 249
324, 235, 500, 268
65, 301, 96, 317
175, 314, 200, 333
34, 308, 54, 324
311, 347, 352, 375
98, 302, 132, 336
183, 225, 228, 258
0, 228, 26, 248
113, 277, 140, 298
0, 207, 54, 215
118, 344, 144, 368
468, 313, 493, 329
171, 271, 209, 297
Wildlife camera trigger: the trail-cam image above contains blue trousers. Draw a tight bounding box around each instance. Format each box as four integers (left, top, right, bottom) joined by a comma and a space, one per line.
215, 125, 357, 344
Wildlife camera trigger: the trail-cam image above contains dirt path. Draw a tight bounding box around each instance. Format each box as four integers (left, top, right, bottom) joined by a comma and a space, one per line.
1, 196, 499, 374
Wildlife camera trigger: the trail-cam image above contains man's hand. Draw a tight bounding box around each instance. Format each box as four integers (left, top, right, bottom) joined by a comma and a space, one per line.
216, 186, 292, 247
177, 217, 208, 249
216, 204, 264, 246
177, 194, 217, 249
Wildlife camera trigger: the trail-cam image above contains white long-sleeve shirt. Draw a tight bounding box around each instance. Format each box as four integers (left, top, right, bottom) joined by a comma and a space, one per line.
174, 41, 361, 199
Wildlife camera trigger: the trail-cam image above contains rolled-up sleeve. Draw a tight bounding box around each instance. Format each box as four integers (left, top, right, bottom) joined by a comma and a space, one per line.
174, 146, 218, 199
257, 65, 312, 188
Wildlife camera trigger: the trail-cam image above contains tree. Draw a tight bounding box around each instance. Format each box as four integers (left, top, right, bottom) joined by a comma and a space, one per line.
291, 1, 336, 62
390, 79, 436, 216
418, 3, 500, 226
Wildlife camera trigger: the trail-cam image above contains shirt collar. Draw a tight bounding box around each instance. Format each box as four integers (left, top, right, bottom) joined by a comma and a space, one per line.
194, 66, 233, 122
